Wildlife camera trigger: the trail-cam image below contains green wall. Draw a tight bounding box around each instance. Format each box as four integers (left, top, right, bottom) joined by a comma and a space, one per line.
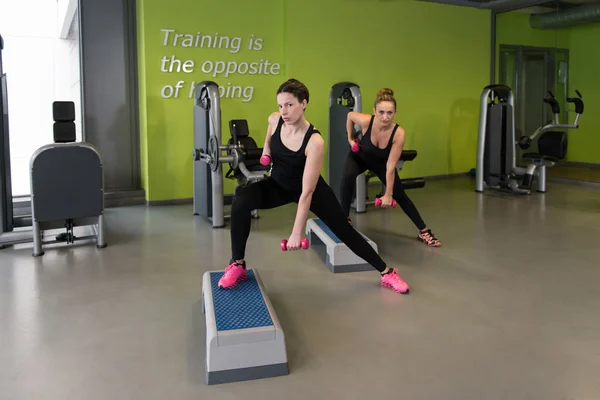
137, 0, 490, 202
495, 11, 568, 86
496, 12, 569, 50
495, 11, 600, 164
568, 24, 600, 164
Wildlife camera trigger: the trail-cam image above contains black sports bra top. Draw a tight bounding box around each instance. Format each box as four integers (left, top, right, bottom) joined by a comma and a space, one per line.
360, 115, 399, 160
269, 117, 321, 192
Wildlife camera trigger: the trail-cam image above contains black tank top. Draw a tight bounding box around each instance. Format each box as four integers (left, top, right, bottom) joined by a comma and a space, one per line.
270, 117, 321, 193
360, 115, 398, 161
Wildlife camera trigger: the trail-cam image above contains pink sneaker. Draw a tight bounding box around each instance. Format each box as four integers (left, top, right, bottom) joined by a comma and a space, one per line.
381, 268, 410, 294
218, 261, 247, 289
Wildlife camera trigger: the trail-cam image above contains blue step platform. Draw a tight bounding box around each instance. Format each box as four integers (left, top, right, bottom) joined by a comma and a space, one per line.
305, 218, 379, 273
202, 268, 289, 385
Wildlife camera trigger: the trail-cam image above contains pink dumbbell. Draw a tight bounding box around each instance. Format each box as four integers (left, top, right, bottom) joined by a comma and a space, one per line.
351, 139, 361, 153
280, 238, 309, 251
375, 197, 397, 208
260, 154, 272, 166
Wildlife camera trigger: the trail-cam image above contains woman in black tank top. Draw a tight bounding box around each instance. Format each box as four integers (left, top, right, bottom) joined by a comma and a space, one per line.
341, 88, 441, 247
218, 79, 411, 295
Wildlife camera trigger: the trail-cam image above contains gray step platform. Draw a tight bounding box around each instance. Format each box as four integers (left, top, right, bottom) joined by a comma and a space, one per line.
305, 218, 378, 273
202, 268, 289, 385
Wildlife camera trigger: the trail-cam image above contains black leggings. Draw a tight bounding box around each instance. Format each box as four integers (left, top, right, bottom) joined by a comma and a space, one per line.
340, 151, 426, 230
230, 176, 387, 272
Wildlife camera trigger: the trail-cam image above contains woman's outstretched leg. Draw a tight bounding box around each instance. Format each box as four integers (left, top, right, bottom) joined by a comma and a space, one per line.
219, 178, 291, 289
309, 177, 409, 294
372, 166, 441, 247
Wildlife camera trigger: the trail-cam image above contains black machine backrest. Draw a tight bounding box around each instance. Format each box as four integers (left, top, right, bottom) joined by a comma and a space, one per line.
228, 119, 261, 166
31, 144, 103, 222
53, 101, 76, 143
538, 130, 567, 160
229, 119, 250, 141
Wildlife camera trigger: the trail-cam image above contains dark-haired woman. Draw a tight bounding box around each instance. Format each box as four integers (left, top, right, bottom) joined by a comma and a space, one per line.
218, 79, 410, 294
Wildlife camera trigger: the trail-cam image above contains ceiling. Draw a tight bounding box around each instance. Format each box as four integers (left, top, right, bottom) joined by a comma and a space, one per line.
416, 0, 600, 13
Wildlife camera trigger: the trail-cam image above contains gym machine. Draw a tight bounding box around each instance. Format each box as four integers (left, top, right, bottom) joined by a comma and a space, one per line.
29, 102, 107, 256
328, 82, 425, 213
475, 84, 584, 194
328, 82, 367, 211
1, 36, 106, 255
192, 81, 270, 228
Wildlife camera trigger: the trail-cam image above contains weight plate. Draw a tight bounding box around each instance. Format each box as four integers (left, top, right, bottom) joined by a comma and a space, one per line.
208, 135, 219, 172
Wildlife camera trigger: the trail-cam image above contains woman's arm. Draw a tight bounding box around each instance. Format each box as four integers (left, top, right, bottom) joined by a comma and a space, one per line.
381, 127, 406, 206
286, 134, 325, 250
262, 112, 280, 157
346, 112, 371, 145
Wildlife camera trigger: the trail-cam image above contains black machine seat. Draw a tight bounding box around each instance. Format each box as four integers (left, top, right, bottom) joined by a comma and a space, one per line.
522, 130, 567, 163
227, 120, 269, 180
522, 153, 560, 163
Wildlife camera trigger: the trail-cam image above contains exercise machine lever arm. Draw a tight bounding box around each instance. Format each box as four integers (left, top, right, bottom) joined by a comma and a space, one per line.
521, 90, 584, 146
528, 121, 579, 142
237, 161, 267, 182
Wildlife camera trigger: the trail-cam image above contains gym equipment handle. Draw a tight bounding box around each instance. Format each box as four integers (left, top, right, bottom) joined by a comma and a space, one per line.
543, 93, 560, 115
567, 89, 584, 114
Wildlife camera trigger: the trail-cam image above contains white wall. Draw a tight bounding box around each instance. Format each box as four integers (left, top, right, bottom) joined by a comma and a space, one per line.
0, 0, 82, 196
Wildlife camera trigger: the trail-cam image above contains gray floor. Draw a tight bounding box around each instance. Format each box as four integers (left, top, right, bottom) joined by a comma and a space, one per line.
1, 177, 599, 400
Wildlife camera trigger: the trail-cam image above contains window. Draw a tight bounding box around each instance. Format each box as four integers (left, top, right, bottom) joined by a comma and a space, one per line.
0, 0, 82, 196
